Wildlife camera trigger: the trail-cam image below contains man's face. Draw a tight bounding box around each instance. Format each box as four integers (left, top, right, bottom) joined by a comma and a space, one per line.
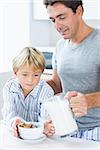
47, 3, 82, 40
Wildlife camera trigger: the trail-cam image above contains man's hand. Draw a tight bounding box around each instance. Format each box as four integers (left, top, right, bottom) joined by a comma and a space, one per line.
65, 91, 88, 117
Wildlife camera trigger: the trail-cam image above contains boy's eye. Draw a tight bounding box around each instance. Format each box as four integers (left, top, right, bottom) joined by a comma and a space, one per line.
34, 73, 41, 77
34, 74, 39, 77
22, 74, 27, 76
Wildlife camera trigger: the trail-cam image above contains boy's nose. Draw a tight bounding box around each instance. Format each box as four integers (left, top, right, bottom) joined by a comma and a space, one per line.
27, 76, 33, 82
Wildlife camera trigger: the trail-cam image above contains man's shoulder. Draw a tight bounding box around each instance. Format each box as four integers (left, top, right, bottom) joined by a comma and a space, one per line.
92, 28, 100, 44
96, 28, 100, 33
94, 28, 100, 37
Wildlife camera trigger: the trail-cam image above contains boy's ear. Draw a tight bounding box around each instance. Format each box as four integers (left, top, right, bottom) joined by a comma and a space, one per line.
13, 68, 17, 75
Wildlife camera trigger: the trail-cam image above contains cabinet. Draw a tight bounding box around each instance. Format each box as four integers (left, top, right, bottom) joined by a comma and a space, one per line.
33, 0, 49, 20
33, 0, 100, 20
83, 0, 100, 20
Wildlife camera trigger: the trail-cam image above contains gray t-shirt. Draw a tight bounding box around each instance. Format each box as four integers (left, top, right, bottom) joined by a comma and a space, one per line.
53, 29, 100, 129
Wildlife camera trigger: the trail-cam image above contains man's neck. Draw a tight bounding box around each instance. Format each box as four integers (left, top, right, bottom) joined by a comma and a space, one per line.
70, 22, 93, 44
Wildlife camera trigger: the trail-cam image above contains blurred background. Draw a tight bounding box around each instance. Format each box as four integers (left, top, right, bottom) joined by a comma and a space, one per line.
0, 0, 100, 119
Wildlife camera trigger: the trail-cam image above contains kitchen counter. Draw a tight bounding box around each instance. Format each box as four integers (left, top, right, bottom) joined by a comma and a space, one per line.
0, 121, 100, 150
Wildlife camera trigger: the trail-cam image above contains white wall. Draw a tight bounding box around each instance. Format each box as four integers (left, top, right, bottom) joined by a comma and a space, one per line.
0, 0, 31, 72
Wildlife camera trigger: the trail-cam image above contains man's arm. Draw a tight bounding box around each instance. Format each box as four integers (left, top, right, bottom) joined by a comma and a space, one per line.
46, 70, 62, 94
85, 92, 100, 109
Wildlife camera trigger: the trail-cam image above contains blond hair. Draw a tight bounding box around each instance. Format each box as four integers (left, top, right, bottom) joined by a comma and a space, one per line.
12, 47, 45, 72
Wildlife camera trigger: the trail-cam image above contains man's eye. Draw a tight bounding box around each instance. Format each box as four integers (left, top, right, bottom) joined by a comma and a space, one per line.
59, 16, 66, 20
50, 18, 55, 23
52, 19, 55, 23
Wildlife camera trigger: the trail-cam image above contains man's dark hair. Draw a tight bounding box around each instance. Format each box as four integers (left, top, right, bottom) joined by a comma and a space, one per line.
43, 0, 83, 13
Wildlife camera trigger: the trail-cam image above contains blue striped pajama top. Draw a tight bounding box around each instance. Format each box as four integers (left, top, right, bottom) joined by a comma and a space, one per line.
2, 77, 54, 127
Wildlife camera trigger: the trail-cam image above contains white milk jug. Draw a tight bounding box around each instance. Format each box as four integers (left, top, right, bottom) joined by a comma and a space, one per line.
43, 94, 78, 136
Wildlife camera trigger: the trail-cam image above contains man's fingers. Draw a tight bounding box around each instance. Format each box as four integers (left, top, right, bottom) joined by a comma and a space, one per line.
71, 106, 87, 117
65, 91, 78, 99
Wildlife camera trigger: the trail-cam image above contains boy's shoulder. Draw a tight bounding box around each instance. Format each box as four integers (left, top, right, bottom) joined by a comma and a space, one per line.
39, 79, 54, 94
4, 77, 19, 91
37, 80, 54, 102
39, 79, 51, 88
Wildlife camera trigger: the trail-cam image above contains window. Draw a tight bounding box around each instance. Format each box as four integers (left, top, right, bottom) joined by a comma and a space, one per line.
42, 52, 53, 69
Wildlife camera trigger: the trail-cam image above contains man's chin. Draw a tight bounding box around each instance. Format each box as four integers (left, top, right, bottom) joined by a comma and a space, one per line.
62, 35, 69, 39
60, 32, 69, 39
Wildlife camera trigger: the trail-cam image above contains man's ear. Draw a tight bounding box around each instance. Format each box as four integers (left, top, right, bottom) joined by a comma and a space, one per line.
76, 5, 84, 16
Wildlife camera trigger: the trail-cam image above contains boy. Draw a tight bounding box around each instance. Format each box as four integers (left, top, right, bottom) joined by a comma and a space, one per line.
2, 47, 55, 137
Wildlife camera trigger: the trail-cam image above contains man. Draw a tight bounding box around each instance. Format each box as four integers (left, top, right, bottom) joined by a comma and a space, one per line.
43, 0, 100, 141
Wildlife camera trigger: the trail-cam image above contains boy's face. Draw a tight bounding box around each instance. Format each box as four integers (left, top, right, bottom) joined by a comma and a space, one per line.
14, 63, 42, 96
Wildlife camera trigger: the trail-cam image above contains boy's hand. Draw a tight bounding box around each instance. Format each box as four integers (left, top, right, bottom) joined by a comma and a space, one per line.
11, 118, 23, 137
43, 120, 55, 136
